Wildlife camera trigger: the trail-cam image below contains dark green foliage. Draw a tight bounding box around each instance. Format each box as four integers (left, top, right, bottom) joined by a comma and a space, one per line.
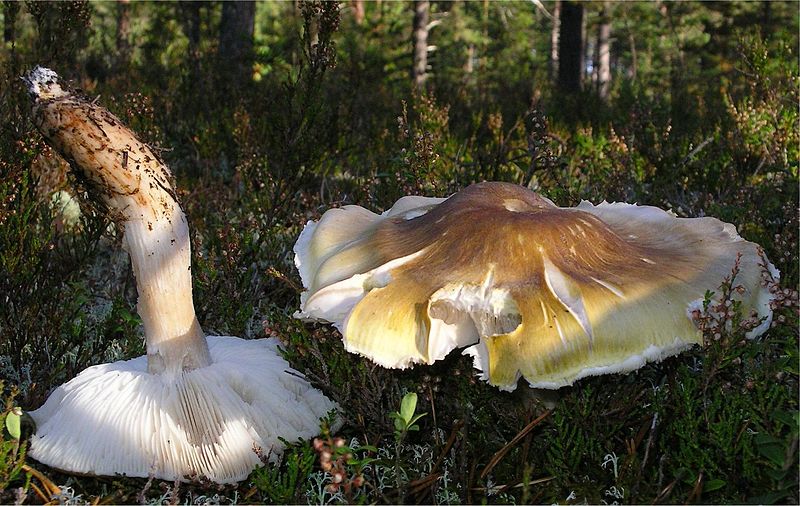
250, 439, 317, 504
0, 0, 796, 503
25, 1, 91, 72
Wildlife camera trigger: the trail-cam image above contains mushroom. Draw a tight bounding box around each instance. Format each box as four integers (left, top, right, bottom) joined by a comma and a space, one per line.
295, 182, 778, 391
24, 67, 336, 483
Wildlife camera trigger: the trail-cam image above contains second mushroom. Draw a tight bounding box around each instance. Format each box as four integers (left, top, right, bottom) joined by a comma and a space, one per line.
295, 182, 777, 391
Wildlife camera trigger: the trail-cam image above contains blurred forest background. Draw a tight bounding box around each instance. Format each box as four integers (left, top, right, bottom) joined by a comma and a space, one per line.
0, 1, 798, 504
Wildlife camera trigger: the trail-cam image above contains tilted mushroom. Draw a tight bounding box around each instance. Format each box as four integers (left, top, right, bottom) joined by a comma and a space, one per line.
295, 182, 778, 391
24, 67, 336, 483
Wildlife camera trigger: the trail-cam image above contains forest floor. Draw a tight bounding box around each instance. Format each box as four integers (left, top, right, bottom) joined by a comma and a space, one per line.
1, 3, 798, 504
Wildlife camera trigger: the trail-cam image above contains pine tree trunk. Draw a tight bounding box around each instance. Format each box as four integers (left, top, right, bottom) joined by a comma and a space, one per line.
628, 30, 637, 80
115, 0, 131, 72
180, 2, 202, 60
4, 0, 19, 43
549, 0, 561, 81
465, 44, 474, 74
308, 15, 320, 49
596, 2, 611, 100
412, 0, 430, 91
219, 1, 256, 82
352, 0, 365, 24
761, 2, 771, 38
178, 2, 203, 99
581, 4, 587, 84
557, 1, 583, 93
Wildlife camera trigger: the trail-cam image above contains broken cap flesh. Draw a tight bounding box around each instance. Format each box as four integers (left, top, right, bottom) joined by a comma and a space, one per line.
295, 182, 778, 391
25, 66, 336, 483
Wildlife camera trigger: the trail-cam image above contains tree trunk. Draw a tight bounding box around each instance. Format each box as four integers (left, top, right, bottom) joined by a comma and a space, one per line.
115, 0, 131, 72
549, 0, 561, 81
4, 0, 19, 44
596, 2, 611, 100
219, 1, 256, 83
180, 2, 202, 60
627, 31, 637, 80
761, 1, 772, 39
464, 44, 474, 74
557, 1, 583, 93
481, 0, 488, 74
307, 14, 320, 49
581, 4, 588, 84
412, 0, 430, 91
352, 0, 365, 24
178, 2, 203, 100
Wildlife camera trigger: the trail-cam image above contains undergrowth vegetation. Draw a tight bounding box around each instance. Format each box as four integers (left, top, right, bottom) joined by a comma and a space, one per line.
0, 1, 797, 504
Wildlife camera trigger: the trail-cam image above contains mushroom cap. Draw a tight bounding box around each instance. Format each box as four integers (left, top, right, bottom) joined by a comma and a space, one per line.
29, 336, 337, 483
295, 182, 777, 391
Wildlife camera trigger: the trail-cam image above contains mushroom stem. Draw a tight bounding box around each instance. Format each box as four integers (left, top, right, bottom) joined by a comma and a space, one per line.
25, 67, 337, 483
25, 66, 210, 374
126, 208, 210, 374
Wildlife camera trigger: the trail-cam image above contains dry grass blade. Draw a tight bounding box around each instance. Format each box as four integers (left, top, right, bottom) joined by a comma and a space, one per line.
23, 464, 61, 497
29, 482, 50, 504
783, 436, 798, 472
406, 421, 464, 501
428, 383, 439, 446
479, 409, 551, 480
266, 266, 303, 294
408, 472, 442, 496
685, 471, 704, 504
431, 419, 464, 474
243, 486, 258, 500
653, 477, 679, 504
640, 413, 658, 473
470, 475, 555, 492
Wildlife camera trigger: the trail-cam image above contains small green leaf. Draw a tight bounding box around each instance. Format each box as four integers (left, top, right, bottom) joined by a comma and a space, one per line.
407, 413, 427, 428
399, 392, 417, 424
765, 467, 789, 482
771, 410, 795, 427
754, 433, 782, 445
703, 479, 726, 492
5, 407, 22, 439
756, 440, 785, 467
348, 456, 379, 466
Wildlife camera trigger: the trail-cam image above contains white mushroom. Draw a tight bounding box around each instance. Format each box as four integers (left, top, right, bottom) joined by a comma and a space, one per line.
295, 182, 778, 391
25, 66, 336, 483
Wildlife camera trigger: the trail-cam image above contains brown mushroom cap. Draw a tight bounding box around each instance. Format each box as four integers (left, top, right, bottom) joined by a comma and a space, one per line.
295, 182, 777, 390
